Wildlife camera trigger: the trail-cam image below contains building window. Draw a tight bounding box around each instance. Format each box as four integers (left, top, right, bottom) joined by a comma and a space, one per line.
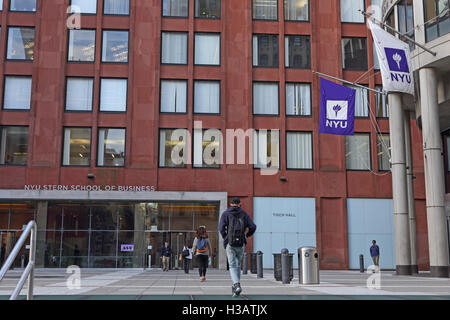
195, 33, 220, 65
163, 0, 188, 17
370, 0, 383, 20
70, 0, 97, 14
424, 0, 450, 42
253, 34, 279, 68
377, 134, 391, 171
160, 80, 187, 113
253, 130, 280, 169
161, 32, 188, 64
373, 41, 380, 70
447, 136, 450, 171
7, 27, 35, 61
340, 0, 365, 23
375, 85, 389, 118
284, 0, 309, 21
100, 78, 128, 112
253, 0, 278, 20
345, 133, 371, 170
0, 126, 28, 165
97, 128, 126, 167
345, 85, 369, 117
195, 0, 221, 19
285, 83, 311, 116
253, 82, 279, 115
68, 29, 96, 62
286, 132, 313, 169
194, 81, 220, 114
65, 77, 94, 112
285, 35, 311, 69
193, 129, 222, 168
3, 76, 32, 110
102, 30, 129, 63
62, 128, 91, 166
104, 0, 129, 15
0, 1, 2, 10
159, 129, 189, 168
398, 0, 415, 50
9, 0, 36, 12
342, 37, 368, 70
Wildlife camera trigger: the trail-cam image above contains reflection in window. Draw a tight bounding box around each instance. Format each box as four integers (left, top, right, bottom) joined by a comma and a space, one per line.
284, 0, 309, 21
398, 0, 415, 50
97, 128, 126, 167
3, 76, 32, 110
285, 83, 311, 116
375, 85, 389, 118
195, 0, 221, 18
424, 0, 450, 42
7, 27, 35, 60
345, 133, 371, 170
342, 37, 368, 70
159, 129, 189, 168
68, 29, 96, 62
0, 126, 28, 165
253, 34, 279, 68
163, 0, 188, 17
193, 129, 222, 168
340, 0, 365, 23
65, 78, 94, 111
377, 134, 391, 171
285, 35, 311, 69
62, 127, 91, 166
70, 0, 97, 14
253, 0, 277, 20
253, 130, 280, 169
10, 0, 36, 12
104, 0, 129, 15
102, 30, 129, 63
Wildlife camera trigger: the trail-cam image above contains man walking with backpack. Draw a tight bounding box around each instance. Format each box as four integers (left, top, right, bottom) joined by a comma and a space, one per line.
219, 197, 256, 297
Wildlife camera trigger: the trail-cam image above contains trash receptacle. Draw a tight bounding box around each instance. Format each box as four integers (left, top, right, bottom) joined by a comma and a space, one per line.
250, 253, 257, 274
298, 247, 319, 284
273, 253, 294, 281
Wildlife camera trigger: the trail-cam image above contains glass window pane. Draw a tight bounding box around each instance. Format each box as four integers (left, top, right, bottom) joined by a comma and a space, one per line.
341, 0, 365, 23
9, 202, 35, 230
342, 37, 368, 70
7, 27, 35, 60
285, 83, 311, 116
61, 231, 88, 267
253, 0, 278, 20
193, 129, 222, 168
345, 133, 371, 170
90, 231, 117, 267
91, 204, 118, 230
46, 204, 62, 230
104, 0, 129, 15
284, 0, 309, 21
62, 128, 91, 166
44, 231, 62, 268
65, 78, 94, 111
163, 0, 188, 17
253, 130, 280, 169
102, 30, 129, 63
287, 132, 313, 169
161, 32, 188, 64
97, 128, 126, 167
285, 35, 311, 69
3, 76, 32, 110
0, 205, 9, 230
375, 85, 389, 118
71, 0, 97, 14
194, 81, 220, 114
159, 129, 188, 168
195, 0, 221, 18
195, 33, 220, 65
160, 80, 187, 113
10, 0, 36, 11
68, 30, 96, 62
253, 34, 279, 67
377, 134, 391, 171
253, 82, 279, 115
100, 78, 127, 112
0, 126, 28, 165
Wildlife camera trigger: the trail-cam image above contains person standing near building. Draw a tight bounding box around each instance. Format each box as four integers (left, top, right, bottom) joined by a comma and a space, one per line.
160, 241, 172, 272
370, 240, 380, 268
182, 240, 193, 274
219, 197, 256, 297
192, 226, 211, 282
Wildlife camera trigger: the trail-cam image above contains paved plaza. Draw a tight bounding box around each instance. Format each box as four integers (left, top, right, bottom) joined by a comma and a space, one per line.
0, 268, 450, 300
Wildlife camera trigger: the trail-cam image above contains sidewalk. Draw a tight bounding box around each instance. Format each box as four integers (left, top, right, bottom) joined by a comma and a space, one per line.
1, 268, 450, 300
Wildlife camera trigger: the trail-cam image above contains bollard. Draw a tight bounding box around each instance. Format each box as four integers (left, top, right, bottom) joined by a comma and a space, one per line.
281, 248, 290, 284
21, 254, 25, 269
359, 254, 364, 273
242, 252, 248, 275
256, 251, 263, 278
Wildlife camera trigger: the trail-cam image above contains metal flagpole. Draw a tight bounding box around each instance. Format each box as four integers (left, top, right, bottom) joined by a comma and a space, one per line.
359, 9, 437, 56
312, 70, 385, 95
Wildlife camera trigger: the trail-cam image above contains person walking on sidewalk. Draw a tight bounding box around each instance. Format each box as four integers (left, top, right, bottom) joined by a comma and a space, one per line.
370, 240, 380, 268
219, 197, 257, 297
182, 240, 193, 274
160, 241, 172, 272
192, 226, 211, 282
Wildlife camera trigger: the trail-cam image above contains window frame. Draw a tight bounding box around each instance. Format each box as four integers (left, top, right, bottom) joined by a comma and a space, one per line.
6, 26, 35, 62
162, 0, 189, 18
159, 79, 189, 114
340, 0, 366, 24
285, 131, 314, 170
99, 77, 129, 113
193, 79, 221, 115
96, 127, 127, 168
341, 36, 368, 71
284, 34, 311, 69
160, 31, 189, 65
345, 132, 372, 171
284, 0, 310, 22
252, 129, 281, 170
2, 75, 33, 111
0, 125, 29, 167
103, 0, 130, 16
252, 81, 280, 117
252, 0, 279, 21
158, 128, 189, 169
285, 82, 312, 117
61, 126, 93, 167
192, 128, 222, 169
194, 0, 221, 20
376, 133, 391, 172
67, 28, 97, 63
252, 33, 280, 68
423, 0, 450, 42
69, 0, 98, 15
9, 0, 37, 13
194, 32, 221, 66
101, 29, 130, 64
64, 76, 95, 113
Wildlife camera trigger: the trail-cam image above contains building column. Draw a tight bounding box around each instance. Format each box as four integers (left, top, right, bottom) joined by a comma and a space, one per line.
419, 67, 449, 277
35, 201, 48, 268
133, 204, 146, 268
404, 110, 418, 273
389, 92, 412, 275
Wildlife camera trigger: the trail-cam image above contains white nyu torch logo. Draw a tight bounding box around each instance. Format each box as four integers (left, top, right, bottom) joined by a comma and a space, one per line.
325, 100, 349, 129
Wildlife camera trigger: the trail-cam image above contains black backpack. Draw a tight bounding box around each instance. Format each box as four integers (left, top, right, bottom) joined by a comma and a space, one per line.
227, 214, 245, 247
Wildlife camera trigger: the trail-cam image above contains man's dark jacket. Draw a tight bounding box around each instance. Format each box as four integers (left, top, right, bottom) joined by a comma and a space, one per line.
219, 206, 256, 249
161, 246, 172, 257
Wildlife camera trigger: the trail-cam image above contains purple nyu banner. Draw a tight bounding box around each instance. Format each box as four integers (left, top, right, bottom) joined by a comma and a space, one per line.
319, 78, 356, 136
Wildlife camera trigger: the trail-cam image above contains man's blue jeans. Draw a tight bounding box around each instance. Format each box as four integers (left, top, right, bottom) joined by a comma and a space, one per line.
226, 244, 244, 284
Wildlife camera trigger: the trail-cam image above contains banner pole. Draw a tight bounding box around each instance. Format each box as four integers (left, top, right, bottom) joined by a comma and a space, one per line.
312, 71, 385, 95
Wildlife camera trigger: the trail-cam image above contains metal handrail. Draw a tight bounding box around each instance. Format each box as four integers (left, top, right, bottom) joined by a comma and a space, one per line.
0, 220, 37, 300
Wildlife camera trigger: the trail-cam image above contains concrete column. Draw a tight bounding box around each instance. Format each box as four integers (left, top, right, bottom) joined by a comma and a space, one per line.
35, 201, 48, 268
419, 67, 449, 277
133, 204, 146, 268
404, 110, 418, 273
388, 92, 412, 275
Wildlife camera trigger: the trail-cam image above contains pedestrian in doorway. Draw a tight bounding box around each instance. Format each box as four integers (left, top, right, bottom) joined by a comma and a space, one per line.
219, 197, 256, 297
73, 245, 80, 266
192, 226, 212, 282
182, 240, 193, 274
0, 241, 6, 267
370, 240, 380, 268
160, 241, 172, 271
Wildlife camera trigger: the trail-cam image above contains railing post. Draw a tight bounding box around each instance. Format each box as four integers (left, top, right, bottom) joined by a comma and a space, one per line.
27, 223, 36, 300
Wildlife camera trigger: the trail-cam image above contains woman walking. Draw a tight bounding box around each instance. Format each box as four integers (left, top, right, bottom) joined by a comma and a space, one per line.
192, 226, 212, 282
182, 240, 193, 274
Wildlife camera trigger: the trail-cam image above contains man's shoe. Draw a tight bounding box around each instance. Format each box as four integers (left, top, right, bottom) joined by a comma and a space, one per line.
232, 283, 242, 297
